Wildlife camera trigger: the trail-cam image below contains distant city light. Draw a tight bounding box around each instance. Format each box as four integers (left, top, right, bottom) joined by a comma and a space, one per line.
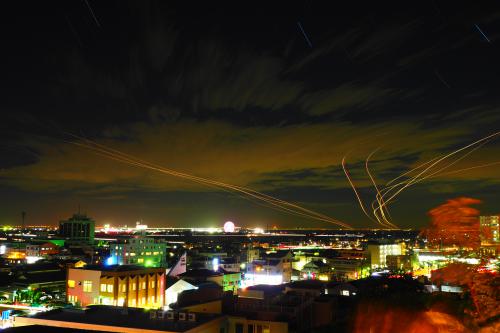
0, 245, 5, 255
223, 221, 235, 233
253, 227, 264, 234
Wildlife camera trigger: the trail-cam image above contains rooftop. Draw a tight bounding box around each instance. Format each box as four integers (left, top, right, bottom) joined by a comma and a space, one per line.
77, 264, 164, 273
178, 269, 222, 279
22, 305, 222, 332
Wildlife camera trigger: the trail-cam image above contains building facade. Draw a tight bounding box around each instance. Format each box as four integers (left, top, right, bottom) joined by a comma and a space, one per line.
480, 215, 500, 244
366, 242, 404, 269
108, 235, 169, 267
245, 250, 293, 285
59, 213, 95, 245
26, 242, 60, 258
67, 265, 165, 309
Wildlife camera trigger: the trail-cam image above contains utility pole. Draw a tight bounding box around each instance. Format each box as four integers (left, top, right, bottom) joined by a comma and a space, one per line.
21, 211, 26, 230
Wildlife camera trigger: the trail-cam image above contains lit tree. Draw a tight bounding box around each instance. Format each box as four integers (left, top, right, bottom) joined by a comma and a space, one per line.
423, 197, 481, 249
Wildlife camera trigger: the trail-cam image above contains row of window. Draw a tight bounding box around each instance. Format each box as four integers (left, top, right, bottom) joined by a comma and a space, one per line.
113, 252, 163, 256
68, 280, 157, 293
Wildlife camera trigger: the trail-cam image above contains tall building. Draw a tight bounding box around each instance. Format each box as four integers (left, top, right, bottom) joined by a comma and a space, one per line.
108, 235, 169, 267
480, 215, 500, 244
366, 241, 404, 269
67, 265, 165, 308
59, 213, 95, 245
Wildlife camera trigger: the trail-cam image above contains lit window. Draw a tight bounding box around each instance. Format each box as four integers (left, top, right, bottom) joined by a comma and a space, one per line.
121, 284, 126, 292
83, 280, 92, 292
151, 281, 155, 288
142, 282, 146, 289
68, 280, 76, 288
132, 283, 136, 291
107, 284, 113, 293
100, 284, 106, 292
142, 297, 146, 305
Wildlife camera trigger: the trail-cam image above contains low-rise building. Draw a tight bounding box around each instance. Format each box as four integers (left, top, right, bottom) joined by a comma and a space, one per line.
178, 268, 241, 294
386, 254, 413, 272
300, 260, 332, 281
245, 250, 293, 285
12, 305, 227, 333
66, 264, 165, 308
26, 242, 60, 258
329, 257, 370, 281
108, 235, 169, 268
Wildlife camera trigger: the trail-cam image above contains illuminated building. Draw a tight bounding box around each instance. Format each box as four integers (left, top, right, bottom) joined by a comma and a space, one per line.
329, 257, 370, 281
109, 235, 168, 267
219, 258, 241, 272
386, 254, 414, 272
245, 250, 293, 285
165, 278, 198, 309
366, 241, 403, 269
12, 262, 66, 292
178, 268, 241, 294
3, 243, 27, 264
59, 213, 95, 245
480, 215, 500, 244
66, 265, 165, 308
26, 242, 60, 257
241, 247, 261, 265
300, 260, 332, 281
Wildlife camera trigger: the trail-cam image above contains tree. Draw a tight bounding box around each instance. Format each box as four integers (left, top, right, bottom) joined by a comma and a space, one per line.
423, 197, 481, 249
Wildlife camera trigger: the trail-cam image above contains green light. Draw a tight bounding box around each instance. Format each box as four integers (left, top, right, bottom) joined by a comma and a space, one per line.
145, 259, 153, 267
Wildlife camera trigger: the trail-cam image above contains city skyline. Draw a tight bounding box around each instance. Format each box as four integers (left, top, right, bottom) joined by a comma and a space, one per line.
1, 2, 500, 229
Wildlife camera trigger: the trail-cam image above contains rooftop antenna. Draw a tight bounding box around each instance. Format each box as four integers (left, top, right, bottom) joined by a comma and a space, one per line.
21, 211, 26, 230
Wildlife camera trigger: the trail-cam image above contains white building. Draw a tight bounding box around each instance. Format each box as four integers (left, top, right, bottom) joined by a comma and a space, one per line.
366, 242, 404, 269
245, 250, 293, 285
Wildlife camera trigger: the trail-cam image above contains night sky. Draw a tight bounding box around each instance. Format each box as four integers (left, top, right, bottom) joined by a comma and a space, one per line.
1, 1, 499, 229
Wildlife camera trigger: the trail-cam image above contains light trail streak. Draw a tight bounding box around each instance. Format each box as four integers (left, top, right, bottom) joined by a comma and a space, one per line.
69, 136, 352, 229
341, 156, 378, 224
386, 156, 440, 186
297, 22, 313, 48
84, 0, 101, 28
365, 149, 398, 229
378, 139, 489, 205
374, 132, 499, 219
429, 161, 500, 178
474, 24, 491, 43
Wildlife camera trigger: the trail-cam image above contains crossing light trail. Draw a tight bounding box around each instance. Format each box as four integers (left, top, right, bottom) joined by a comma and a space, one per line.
431, 161, 500, 177
373, 132, 499, 222
341, 156, 379, 225
379, 131, 499, 208
365, 149, 398, 229
68, 135, 353, 229
376, 139, 487, 209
